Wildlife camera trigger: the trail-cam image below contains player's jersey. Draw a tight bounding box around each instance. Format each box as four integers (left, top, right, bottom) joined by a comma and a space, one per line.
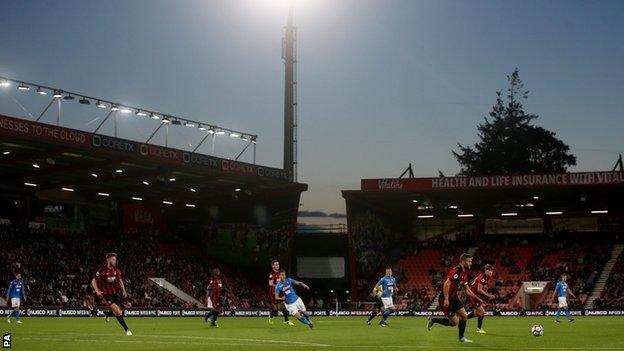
446, 265, 468, 296
275, 278, 299, 305
269, 271, 280, 292
207, 277, 223, 302
377, 276, 397, 298
555, 280, 569, 297
94, 266, 122, 295
469, 273, 489, 295
7, 279, 25, 299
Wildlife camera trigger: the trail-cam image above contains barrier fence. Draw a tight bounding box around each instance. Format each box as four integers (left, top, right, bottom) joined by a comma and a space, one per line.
3, 308, 623, 317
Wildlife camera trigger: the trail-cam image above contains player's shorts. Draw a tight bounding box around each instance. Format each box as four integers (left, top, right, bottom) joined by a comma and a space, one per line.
440, 295, 464, 317
557, 296, 568, 308
285, 297, 306, 315
371, 298, 383, 310
381, 297, 394, 309
469, 294, 486, 309
10, 298, 20, 308
101, 293, 121, 306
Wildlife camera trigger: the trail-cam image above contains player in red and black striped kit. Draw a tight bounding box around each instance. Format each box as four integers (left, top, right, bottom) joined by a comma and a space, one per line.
204, 268, 222, 327
90, 252, 132, 336
268, 260, 293, 325
466, 264, 496, 334
427, 253, 485, 343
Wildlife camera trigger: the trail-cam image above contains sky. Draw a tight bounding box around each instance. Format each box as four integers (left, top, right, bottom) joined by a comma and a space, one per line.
1, 0, 623, 214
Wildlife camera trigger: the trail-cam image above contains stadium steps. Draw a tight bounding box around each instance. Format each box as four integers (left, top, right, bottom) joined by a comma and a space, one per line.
584, 244, 624, 309
428, 292, 441, 310
149, 277, 205, 308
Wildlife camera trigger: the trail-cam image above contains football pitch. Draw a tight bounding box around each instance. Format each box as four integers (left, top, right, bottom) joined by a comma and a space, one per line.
4, 316, 624, 350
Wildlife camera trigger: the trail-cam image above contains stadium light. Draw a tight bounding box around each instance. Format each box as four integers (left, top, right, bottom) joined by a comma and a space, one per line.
418, 215, 434, 219
61, 187, 74, 192
189, 188, 197, 193
546, 211, 563, 215
412, 200, 418, 203
501, 212, 518, 217
234, 188, 241, 192
32, 163, 40, 169
24, 182, 37, 187
591, 210, 608, 214
115, 169, 123, 173
98, 192, 110, 197
185, 203, 196, 208
90, 173, 98, 178
132, 196, 142, 201
142, 180, 150, 185
533, 196, 539, 200
457, 214, 474, 218
169, 178, 176, 182
449, 205, 458, 209
162, 200, 173, 205
0, 75, 259, 152
2, 151, 10, 155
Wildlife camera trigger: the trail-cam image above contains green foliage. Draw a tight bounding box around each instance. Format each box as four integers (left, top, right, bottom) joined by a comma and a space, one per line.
454, 69, 576, 175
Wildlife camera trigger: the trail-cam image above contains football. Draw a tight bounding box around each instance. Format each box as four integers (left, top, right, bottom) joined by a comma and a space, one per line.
531, 324, 544, 337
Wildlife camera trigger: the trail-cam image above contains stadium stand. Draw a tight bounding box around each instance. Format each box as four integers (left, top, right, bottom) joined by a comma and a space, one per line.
0, 224, 280, 309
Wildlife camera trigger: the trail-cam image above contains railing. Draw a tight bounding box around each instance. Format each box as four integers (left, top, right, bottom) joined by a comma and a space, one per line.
296, 224, 347, 234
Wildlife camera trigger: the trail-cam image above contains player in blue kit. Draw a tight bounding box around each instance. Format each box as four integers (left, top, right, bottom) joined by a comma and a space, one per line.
274, 270, 313, 329
6, 273, 26, 324
375, 267, 398, 327
550, 272, 576, 323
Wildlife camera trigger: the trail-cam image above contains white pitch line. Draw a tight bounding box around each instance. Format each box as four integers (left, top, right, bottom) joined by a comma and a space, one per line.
20, 338, 624, 351
25, 332, 331, 347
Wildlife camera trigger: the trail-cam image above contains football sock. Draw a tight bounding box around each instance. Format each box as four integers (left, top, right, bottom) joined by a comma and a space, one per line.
15, 311, 20, 321
381, 309, 392, 322
283, 309, 290, 322
477, 316, 484, 329
555, 309, 561, 320
298, 316, 310, 325
270, 309, 276, 318
565, 309, 571, 320
432, 317, 450, 326
466, 311, 475, 319
458, 320, 467, 339
116, 316, 129, 331
211, 312, 220, 323
367, 311, 379, 322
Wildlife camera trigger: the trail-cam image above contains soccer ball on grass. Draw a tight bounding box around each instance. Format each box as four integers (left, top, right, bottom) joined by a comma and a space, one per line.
531, 324, 544, 337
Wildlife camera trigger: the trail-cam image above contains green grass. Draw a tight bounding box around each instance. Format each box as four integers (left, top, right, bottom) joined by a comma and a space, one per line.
4, 316, 624, 350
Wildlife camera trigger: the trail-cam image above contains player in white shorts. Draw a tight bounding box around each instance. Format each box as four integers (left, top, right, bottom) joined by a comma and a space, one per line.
375, 267, 398, 327
550, 272, 576, 322
6, 273, 26, 324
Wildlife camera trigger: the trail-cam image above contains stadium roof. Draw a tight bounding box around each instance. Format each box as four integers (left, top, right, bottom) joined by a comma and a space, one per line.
343, 172, 624, 219
0, 114, 306, 205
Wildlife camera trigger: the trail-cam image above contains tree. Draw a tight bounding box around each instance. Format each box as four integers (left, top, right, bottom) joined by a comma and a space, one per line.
453, 69, 576, 175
